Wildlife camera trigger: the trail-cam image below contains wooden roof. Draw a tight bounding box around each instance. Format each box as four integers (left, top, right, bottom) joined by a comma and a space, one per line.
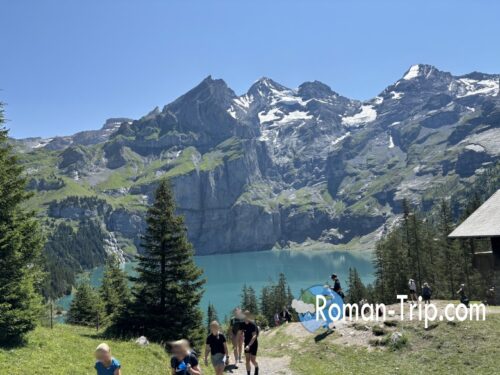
449, 190, 500, 238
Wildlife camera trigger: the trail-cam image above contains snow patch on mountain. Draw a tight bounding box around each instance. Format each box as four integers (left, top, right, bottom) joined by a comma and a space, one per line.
456, 78, 499, 98
388, 135, 395, 149
342, 105, 377, 127
331, 132, 351, 146
33, 138, 54, 149
465, 144, 485, 153
234, 94, 253, 109
258, 108, 282, 124
277, 110, 312, 124
390, 91, 404, 100
403, 64, 421, 80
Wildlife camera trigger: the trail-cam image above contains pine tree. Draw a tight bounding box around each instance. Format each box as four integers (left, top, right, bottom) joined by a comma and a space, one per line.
347, 267, 366, 304
67, 278, 103, 327
116, 179, 205, 347
206, 303, 219, 332
0, 105, 45, 345
99, 255, 130, 323
260, 286, 273, 324
241, 284, 259, 314
259, 274, 294, 326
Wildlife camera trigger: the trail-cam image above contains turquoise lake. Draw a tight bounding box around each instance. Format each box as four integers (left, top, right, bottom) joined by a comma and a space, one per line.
58, 249, 374, 320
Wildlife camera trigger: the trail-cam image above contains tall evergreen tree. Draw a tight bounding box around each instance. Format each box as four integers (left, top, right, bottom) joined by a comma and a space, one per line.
347, 267, 366, 304
241, 284, 259, 314
67, 278, 103, 327
259, 273, 294, 326
99, 255, 130, 323
206, 302, 219, 332
116, 180, 205, 347
0, 105, 45, 345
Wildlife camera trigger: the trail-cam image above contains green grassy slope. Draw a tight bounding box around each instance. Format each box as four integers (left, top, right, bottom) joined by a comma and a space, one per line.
0, 325, 188, 375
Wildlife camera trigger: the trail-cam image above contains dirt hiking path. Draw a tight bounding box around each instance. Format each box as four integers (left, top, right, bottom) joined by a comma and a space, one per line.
224, 356, 293, 375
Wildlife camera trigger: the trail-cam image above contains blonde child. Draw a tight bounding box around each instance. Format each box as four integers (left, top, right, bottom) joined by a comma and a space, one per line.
204, 321, 229, 375
95, 343, 122, 375
170, 339, 202, 375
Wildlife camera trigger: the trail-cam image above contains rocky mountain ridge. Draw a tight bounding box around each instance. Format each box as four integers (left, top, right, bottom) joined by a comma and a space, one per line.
16, 64, 500, 254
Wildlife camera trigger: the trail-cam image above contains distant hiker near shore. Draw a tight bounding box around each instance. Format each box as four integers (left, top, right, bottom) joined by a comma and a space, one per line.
242, 310, 259, 375
170, 339, 201, 375
485, 286, 495, 306
205, 321, 229, 375
274, 311, 280, 327
230, 307, 245, 366
94, 343, 121, 375
408, 279, 417, 304
422, 282, 432, 304
331, 274, 345, 301
280, 306, 292, 324
457, 284, 469, 307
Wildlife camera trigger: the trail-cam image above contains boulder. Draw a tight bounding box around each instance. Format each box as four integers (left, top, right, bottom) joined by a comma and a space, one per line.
135, 336, 149, 346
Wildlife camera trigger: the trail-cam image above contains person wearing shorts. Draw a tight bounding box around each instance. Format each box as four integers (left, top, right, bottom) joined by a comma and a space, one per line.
229, 307, 244, 365
242, 311, 259, 375
205, 321, 229, 375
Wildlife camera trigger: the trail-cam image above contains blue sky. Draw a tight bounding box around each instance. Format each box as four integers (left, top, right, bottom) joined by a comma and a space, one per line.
2, 0, 499, 138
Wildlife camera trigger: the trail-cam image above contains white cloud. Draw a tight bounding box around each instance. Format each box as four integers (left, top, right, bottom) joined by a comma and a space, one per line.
292, 299, 315, 314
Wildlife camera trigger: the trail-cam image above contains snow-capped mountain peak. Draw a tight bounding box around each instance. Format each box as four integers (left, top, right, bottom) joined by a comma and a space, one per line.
402, 64, 437, 80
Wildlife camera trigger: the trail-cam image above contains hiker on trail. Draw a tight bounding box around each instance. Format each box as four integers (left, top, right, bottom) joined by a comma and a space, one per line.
331, 274, 345, 301
274, 311, 280, 326
422, 282, 432, 304
408, 279, 417, 304
485, 286, 495, 306
205, 321, 229, 375
457, 284, 469, 307
230, 307, 244, 366
280, 306, 292, 324
242, 310, 259, 375
94, 343, 121, 375
170, 339, 201, 375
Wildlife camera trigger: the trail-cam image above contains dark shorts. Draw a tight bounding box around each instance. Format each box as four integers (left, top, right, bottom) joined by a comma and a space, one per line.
245, 341, 258, 356
409, 289, 416, 294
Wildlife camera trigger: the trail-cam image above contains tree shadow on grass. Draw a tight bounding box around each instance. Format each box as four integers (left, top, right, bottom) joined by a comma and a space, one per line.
80, 331, 107, 340
0, 337, 28, 350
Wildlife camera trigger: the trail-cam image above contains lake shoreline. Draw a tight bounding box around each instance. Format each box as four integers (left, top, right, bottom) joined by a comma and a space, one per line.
58, 248, 375, 321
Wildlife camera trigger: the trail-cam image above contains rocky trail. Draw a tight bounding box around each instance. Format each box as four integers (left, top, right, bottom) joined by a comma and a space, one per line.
224, 356, 293, 375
